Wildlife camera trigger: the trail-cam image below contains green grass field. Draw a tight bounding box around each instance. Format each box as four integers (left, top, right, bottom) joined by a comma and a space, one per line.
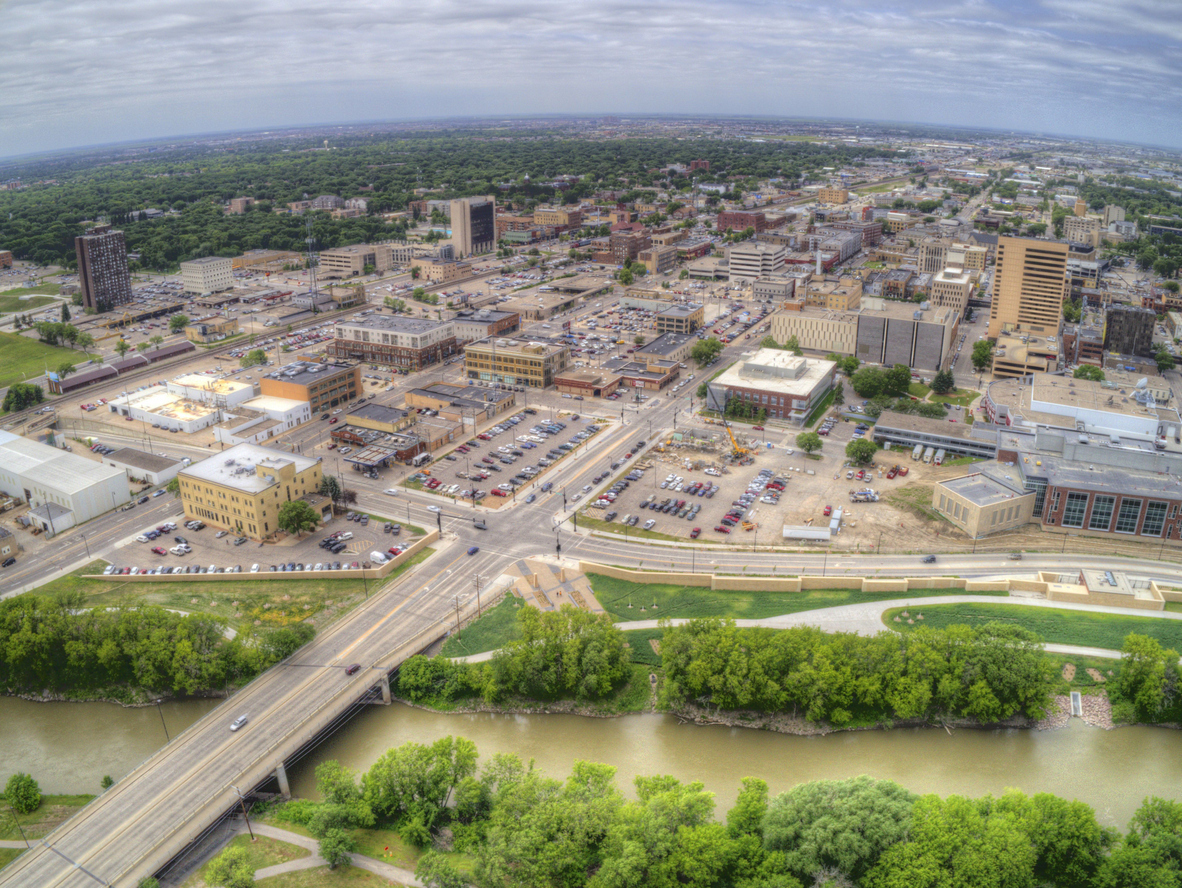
182, 834, 308, 887
0, 794, 94, 842
440, 595, 523, 657
884, 603, 1182, 653
908, 382, 931, 398
0, 294, 56, 313
0, 849, 22, 871
0, 282, 61, 298
930, 389, 981, 408
42, 549, 433, 632
623, 628, 665, 667
0, 330, 83, 389
589, 572, 1002, 622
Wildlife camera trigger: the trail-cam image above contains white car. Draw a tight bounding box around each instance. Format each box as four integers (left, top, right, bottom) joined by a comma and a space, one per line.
337, 531, 354, 541
384, 489, 399, 496
250, 564, 259, 573
103, 565, 116, 575
643, 519, 656, 530
428, 505, 442, 513
136, 534, 150, 543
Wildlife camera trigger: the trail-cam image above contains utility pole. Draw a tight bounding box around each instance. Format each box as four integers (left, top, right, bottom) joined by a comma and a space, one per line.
453, 593, 463, 636
229, 784, 256, 842
473, 573, 486, 617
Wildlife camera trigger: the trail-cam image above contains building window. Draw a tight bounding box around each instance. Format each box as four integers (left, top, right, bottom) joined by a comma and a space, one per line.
1115, 498, 1142, 534
1089, 495, 1115, 532
1050, 490, 1061, 515
1061, 492, 1089, 528
1143, 501, 1169, 537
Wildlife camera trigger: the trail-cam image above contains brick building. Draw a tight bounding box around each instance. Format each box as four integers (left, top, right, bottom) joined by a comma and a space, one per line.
258, 360, 361, 413
716, 211, 768, 233
328, 317, 457, 371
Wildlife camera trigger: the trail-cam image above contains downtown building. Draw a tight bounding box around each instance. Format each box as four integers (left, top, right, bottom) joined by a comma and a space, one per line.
451, 197, 496, 257
75, 225, 132, 313
328, 316, 457, 371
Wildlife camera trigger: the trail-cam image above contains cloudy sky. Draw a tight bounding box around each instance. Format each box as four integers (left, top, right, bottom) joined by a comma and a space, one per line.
2, 0, 1180, 158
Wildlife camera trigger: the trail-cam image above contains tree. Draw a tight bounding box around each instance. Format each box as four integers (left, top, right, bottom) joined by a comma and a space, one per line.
277, 500, 319, 537
1114, 633, 1179, 722
416, 850, 468, 888
833, 382, 845, 408
784, 335, 803, 356
318, 475, 343, 505
679, 269, 689, 280
168, 314, 189, 334
764, 777, 917, 884
411, 265, 422, 279
150, 335, 164, 350
101, 775, 114, 790
634, 334, 646, 346
971, 339, 994, 372
4, 773, 41, 814
618, 267, 634, 285
846, 438, 878, 464
114, 339, 131, 360
384, 296, 407, 313
885, 364, 911, 396
691, 337, 724, 366
56, 362, 76, 381
205, 845, 256, 888
76, 331, 95, 357
166, 478, 180, 498
60, 302, 70, 323
1062, 299, 1082, 323
240, 349, 267, 368
136, 341, 151, 353
850, 367, 886, 398
796, 432, 822, 454
2, 383, 44, 412
1156, 344, 1176, 373
696, 382, 708, 399
1074, 365, 1105, 382
930, 369, 956, 394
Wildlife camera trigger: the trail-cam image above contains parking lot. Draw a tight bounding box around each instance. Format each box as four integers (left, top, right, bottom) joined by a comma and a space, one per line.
105, 510, 423, 576
578, 418, 947, 547
405, 408, 608, 507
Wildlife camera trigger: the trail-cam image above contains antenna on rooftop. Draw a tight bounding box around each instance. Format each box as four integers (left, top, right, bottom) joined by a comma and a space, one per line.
305, 217, 319, 300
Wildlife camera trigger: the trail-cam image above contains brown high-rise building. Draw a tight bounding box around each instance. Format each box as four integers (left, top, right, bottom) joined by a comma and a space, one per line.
988, 236, 1069, 338
75, 225, 132, 313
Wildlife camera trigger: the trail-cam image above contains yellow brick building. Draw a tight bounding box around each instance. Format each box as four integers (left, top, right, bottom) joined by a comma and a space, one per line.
178, 444, 323, 539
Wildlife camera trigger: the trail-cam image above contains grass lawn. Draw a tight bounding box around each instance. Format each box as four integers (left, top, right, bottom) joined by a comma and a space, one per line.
884, 603, 1182, 653
0, 294, 56, 313
908, 382, 931, 398
804, 387, 838, 428
0, 282, 61, 297
590, 573, 1003, 622
0, 795, 94, 842
0, 331, 84, 389
183, 834, 308, 887
45, 549, 433, 632
0, 849, 23, 871
1045, 652, 1120, 694
252, 864, 398, 887
623, 628, 664, 667
440, 595, 522, 658
930, 389, 981, 408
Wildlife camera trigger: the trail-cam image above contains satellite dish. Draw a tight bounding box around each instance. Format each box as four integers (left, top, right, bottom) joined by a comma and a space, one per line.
1137, 378, 1148, 389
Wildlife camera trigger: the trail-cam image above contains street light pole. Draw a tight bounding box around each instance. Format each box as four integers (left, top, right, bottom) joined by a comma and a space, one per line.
154, 699, 170, 742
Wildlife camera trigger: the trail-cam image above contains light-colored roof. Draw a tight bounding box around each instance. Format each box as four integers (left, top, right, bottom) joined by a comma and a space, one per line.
172, 374, 253, 395
180, 443, 319, 493
0, 431, 127, 495
712, 350, 835, 397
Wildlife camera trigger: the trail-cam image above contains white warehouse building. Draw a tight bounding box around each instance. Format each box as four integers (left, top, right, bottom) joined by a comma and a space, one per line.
0, 431, 130, 532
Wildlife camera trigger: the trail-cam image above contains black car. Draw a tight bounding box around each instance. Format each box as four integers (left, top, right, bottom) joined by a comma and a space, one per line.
138, 496, 150, 504
174, 536, 188, 544
1, 557, 15, 568
922, 555, 937, 564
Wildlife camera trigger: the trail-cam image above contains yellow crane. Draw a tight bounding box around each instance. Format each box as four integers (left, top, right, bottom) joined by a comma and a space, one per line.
721, 415, 748, 459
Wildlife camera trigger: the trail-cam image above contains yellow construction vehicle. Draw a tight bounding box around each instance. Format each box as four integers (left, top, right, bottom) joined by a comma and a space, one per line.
721, 415, 749, 459
742, 520, 757, 532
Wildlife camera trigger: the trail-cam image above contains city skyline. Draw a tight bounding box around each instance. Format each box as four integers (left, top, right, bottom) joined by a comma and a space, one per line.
2, 0, 1181, 158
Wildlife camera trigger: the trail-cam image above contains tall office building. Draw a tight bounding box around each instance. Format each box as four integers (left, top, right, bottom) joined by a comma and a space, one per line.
450, 197, 495, 257
75, 225, 132, 313
988, 236, 1069, 338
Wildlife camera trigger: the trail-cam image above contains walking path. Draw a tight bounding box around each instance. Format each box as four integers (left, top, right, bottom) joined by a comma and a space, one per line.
245, 822, 423, 886
450, 594, 1182, 663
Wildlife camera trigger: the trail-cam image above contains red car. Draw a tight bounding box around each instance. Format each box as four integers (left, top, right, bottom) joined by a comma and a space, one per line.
329, 417, 339, 424
823, 505, 832, 517
491, 489, 507, 497
478, 433, 492, 440
151, 546, 167, 556
752, 425, 764, 431
714, 525, 731, 534
689, 527, 701, 539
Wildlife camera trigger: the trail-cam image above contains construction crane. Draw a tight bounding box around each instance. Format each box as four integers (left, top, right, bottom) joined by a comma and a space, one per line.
721, 415, 748, 459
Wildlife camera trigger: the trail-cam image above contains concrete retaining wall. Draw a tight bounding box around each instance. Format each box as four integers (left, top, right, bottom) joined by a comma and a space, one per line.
86, 531, 439, 583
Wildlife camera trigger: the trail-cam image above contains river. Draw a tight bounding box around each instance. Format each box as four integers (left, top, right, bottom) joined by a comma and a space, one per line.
4, 697, 1179, 828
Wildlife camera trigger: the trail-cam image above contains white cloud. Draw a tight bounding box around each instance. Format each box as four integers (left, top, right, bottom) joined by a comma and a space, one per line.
0, 0, 1180, 156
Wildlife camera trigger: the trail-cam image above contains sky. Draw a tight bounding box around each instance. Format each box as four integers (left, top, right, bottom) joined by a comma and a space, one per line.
2, 0, 1181, 158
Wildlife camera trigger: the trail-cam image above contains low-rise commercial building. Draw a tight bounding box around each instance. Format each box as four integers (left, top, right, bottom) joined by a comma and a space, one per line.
553, 368, 622, 397
184, 316, 240, 343
727, 241, 786, 282
601, 357, 680, 391
212, 396, 312, 446
872, 411, 999, 460
103, 448, 184, 487
817, 187, 849, 204
638, 245, 677, 275
178, 444, 324, 540
990, 332, 1060, 379
805, 276, 863, 311
464, 337, 570, 388
180, 257, 233, 296
769, 304, 858, 355
717, 211, 768, 233
418, 257, 472, 283
655, 303, 704, 334
258, 360, 362, 412
932, 467, 1036, 538
753, 275, 798, 301
405, 383, 514, 428
329, 317, 456, 371
499, 290, 583, 320
634, 332, 695, 365
451, 309, 521, 344
0, 430, 130, 529
705, 351, 835, 423
232, 249, 301, 271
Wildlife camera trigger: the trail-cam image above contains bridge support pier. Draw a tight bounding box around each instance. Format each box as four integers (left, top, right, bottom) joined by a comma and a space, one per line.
274, 762, 291, 799
379, 673, 392, 705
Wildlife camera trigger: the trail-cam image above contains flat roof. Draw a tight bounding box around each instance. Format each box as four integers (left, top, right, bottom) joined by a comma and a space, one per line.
0, 431, 127, 495
454, 309, 518, 323
874, 410, 978, 442
172, 373, 254, 395
657, 303, 703, 318
181, 257, 229, 266
261, 360, 355, 386
118, 390, 217, 422
242, 395, 307, 413
638, 333, 694, 356
711, 350, 835, 396
1031, 374, 1158, 421
1036, 454, 1182, 500
347, 402, 410, 424
105, 447, 181, 473
180, 443, 319, 493
940, 469, 1028, 507
338, 316, 450, 333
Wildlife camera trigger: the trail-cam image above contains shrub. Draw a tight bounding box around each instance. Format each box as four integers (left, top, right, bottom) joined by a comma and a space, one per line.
5, 773, 41, 814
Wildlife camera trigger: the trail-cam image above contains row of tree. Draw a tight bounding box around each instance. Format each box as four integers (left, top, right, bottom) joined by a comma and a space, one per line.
0, 592, 313, 697
240, 735, 1182, 888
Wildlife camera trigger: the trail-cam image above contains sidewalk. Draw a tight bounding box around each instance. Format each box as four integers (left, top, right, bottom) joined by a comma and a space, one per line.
243, 822, 424, 886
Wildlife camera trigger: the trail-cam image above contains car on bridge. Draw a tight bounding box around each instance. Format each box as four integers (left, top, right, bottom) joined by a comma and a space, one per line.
229, 715, 248, 732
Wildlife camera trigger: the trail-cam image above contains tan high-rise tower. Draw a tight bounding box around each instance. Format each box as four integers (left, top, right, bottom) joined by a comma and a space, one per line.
988, 236, 1069, 338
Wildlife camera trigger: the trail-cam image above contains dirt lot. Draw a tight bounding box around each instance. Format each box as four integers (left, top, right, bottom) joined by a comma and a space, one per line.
576, 419, 995, 552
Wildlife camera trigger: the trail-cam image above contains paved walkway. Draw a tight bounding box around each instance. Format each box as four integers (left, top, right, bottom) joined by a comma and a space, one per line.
450, 594, 1182, 663
244, 822, 423, 886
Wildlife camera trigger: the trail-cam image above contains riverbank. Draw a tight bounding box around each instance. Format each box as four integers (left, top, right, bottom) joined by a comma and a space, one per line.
8, 687, 228, 707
